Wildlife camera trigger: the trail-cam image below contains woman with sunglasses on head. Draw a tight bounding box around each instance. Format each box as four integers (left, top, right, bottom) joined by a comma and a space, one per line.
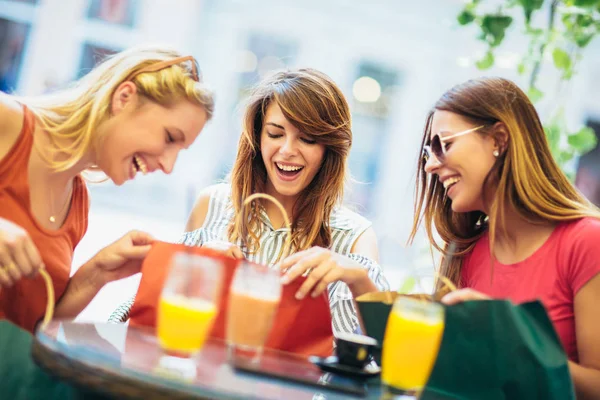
409, 77, 600, 398
180, 68, 390, 337
0, 45, 214, 333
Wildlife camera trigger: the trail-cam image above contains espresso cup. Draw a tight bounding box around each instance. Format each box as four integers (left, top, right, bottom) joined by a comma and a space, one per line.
335, 332, 379, 369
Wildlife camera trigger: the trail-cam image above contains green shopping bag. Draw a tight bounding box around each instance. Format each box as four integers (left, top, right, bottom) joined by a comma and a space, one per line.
421, 300, 575, 400
0, 321, 107, 400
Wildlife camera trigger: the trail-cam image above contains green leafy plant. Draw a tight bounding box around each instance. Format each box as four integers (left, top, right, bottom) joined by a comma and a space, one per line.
457, 0, 599, 178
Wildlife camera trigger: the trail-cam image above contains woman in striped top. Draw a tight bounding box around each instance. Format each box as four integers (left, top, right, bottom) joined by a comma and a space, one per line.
181, 68, 389, 337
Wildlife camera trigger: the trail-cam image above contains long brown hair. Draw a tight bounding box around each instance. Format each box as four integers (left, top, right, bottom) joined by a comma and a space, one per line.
228, 68, 352, 256
408, 77, 600, 288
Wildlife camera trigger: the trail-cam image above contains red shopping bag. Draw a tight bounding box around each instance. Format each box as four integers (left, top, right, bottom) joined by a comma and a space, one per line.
128, 241, 334, 357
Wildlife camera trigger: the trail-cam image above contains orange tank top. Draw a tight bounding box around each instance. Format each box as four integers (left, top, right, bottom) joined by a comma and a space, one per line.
0, 105, 89, 333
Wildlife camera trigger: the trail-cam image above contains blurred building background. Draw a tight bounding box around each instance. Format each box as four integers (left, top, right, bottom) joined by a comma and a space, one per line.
1, 0, 600, 320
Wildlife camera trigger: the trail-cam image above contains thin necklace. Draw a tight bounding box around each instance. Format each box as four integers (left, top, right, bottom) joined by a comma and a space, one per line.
48, 180, 74, 224
33, 125, 76, 224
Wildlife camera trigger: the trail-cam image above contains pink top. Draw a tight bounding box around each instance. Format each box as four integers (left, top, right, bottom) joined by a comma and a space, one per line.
461, 217, 600, 362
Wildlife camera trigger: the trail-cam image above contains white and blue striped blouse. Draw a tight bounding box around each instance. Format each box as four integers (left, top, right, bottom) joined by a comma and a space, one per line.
179, 184, 390, 337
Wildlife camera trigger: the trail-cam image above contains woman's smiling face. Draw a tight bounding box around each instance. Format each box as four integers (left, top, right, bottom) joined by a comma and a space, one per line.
260, 103, 326, 201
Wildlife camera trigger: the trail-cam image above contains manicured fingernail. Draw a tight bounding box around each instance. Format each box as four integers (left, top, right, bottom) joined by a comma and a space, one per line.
311, 291, 318, 298
295, 292, 304, 300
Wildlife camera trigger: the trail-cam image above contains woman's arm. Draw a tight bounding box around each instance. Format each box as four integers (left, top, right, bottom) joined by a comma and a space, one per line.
279, 227, 388, 299
441, 278, 600, 399
53, 231, 153, 319
570, 273, 600, 399
52, 257, 104, 319
184, 189, 212, 232
346, 227, 383, 296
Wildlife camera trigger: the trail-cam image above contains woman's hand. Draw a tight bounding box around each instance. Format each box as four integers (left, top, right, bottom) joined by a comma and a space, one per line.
53, 230, 154, 320
92, 230, 154, 285
441, 288, 491, 305
278, 247, 372, 300
0, 218, 44, 289
202, 240, 244, 259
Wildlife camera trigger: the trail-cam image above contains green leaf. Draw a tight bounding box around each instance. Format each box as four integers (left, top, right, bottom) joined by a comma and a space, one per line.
544, 121, 562, 156
574, 31, 596, 47
476, 51, 495, 69
518, 0, 544, 24
557, 150, 575, 167
465, 0, 482, 10
567, 126, 598, 153
528, 86, 544, 103
574, 0, 600, 8
553, 48, 572, 70
517, 61, 527, 75
398, 276, 417, 294
458, 9, 476, 25
575, 13, 595, 28
562, 68, 575, 80
526, 27, 544, 36
481, 14, 513, 47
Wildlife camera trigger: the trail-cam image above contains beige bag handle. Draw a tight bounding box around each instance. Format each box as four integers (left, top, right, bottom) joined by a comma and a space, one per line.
39, 269, 54, 330
240, 193, 293, 261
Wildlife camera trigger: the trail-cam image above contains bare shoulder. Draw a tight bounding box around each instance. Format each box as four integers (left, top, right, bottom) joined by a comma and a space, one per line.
184, 185, 219, 232
350, 226, 380, 263
0, 92, 26, 162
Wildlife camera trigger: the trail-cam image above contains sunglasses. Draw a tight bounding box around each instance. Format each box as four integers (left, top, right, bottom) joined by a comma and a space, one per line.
423, 125, 484, 164
126, 55, 199, 82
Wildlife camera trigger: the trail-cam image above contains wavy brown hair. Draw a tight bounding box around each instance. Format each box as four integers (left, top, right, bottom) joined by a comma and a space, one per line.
408, 77, 600, 289
228, 68, 352, 257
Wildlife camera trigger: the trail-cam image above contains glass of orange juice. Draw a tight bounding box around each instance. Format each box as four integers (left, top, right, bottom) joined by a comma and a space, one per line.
157, 252, 223, 357
381, 296, 445, 398
226, 262, 281, 360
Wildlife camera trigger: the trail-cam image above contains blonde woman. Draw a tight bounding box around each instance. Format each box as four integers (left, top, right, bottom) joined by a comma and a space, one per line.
410, 77, 600, 398
0, 45, 214, 332
179, 68, 389, 337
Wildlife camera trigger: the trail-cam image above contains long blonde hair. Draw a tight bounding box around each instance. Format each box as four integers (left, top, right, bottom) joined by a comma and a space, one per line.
228, 68, 352, 255
21, 45, 214, 172
408, 77, 600, 288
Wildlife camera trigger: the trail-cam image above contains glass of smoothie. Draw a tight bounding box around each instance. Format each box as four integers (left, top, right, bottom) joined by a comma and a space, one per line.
226, 261, 282, 361
157, 252, 223, 358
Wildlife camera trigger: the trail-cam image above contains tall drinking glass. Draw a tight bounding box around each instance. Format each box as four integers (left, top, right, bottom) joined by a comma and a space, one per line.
381, 296, 445, 398
157, 252, 223, 357
226, 262, 281, 360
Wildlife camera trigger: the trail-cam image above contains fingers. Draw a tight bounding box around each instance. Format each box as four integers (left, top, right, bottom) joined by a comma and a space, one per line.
279, 248, 315, 271
311, 267, 342, 298
23, 237, 44, 277
10, 243, 31, 280
231, 246, 244, 260
203, 241, 245, 259
0, 260, 13, 288
294, 262, 332, 300
127, 230, 155, 245
281, 251, 328, 285
4, 255, 22, 282
0, 236, 43, 285
123, 244, 153, 260
441, 288, 490, 305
